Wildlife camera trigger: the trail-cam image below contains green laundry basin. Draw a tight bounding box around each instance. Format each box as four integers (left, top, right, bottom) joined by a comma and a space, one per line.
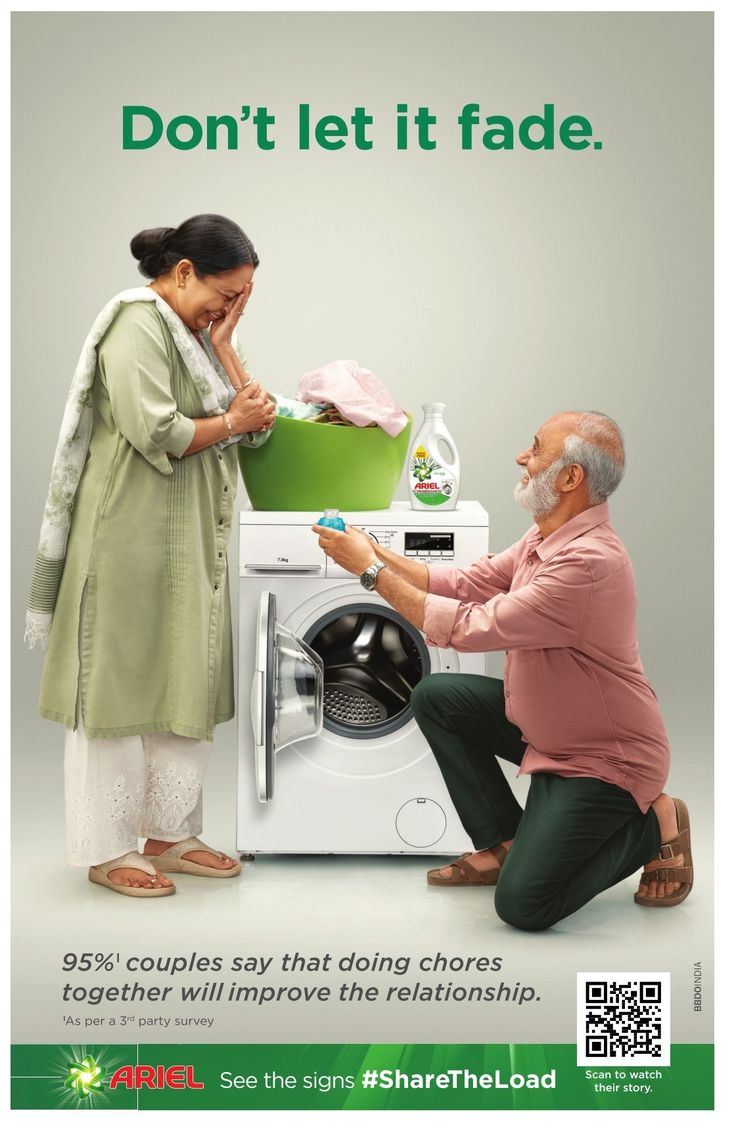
238, 413, 412, 511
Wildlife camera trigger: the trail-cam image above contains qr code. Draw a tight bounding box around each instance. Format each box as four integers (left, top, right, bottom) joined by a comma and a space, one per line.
577, 973, 670, 1066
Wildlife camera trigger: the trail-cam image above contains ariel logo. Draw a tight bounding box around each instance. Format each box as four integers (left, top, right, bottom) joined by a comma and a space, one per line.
64, 1055, 105, 1099
411, 455, 438, 482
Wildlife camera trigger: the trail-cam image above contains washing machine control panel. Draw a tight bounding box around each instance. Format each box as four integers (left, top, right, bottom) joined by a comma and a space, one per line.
404, 532, 455, 558
239, 505, 488, 577
362, 528, 456, 560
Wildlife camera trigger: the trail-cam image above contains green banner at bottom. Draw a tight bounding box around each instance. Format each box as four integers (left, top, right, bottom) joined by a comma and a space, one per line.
11, 1042, 713, 1111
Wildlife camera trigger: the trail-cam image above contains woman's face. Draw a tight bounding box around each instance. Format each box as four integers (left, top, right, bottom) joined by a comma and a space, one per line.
174, 262, 255, 332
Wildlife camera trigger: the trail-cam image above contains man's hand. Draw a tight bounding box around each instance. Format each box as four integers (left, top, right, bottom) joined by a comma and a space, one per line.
311, 524, 378, 575
313, 523, 428, 630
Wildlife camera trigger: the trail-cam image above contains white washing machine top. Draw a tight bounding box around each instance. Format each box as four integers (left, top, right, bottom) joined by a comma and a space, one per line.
239, 500, 488, 528
239, 501, 489, 576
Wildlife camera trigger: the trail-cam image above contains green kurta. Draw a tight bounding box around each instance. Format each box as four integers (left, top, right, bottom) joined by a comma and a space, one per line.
39, 300, 263, 741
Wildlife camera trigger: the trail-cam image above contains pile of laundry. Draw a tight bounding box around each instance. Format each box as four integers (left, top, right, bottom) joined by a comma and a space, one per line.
273, 358, 408, 438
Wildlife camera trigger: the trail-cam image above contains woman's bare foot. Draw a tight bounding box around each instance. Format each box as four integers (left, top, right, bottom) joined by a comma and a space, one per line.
433, 840, 514, 880
104, 864, 174, 890
143, 838, 238, 871
637, 793, 683, 900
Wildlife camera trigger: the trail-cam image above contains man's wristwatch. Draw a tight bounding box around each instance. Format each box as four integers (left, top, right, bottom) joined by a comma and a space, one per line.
359, 560, 387, 591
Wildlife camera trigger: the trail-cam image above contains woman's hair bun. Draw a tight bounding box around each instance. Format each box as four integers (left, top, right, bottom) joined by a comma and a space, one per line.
130, 226, 177, 278
130, 215, 259, 280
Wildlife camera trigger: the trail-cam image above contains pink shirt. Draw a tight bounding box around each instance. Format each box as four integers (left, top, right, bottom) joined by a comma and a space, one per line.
422, 502, 669, 812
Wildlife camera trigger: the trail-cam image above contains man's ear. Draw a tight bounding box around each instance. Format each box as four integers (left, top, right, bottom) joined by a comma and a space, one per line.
560, 463, 585, 493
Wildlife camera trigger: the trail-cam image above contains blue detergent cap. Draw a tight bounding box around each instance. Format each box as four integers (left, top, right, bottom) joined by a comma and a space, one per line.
317, 509, 346, 531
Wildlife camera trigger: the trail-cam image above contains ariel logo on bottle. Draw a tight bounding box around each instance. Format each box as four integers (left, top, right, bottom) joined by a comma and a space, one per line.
410, 449, 456, 506
408, 403, 460, 510
410, 449, 437, 482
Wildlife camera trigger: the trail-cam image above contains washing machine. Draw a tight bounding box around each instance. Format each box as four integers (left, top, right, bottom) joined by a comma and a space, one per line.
236, 501, 489, 855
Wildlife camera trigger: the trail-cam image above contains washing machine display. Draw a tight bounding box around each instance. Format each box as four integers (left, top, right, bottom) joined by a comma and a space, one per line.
404, 532, 454, 555
237, 502, 489, 855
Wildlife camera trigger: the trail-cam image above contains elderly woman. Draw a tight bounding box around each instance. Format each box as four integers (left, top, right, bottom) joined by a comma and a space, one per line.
27, 214, 276, 897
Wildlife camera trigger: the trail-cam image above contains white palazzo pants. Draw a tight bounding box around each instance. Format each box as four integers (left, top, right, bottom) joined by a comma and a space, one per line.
64, 725, 210, 868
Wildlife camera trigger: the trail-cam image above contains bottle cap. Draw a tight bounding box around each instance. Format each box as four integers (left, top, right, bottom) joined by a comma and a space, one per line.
422, 402, 446, 414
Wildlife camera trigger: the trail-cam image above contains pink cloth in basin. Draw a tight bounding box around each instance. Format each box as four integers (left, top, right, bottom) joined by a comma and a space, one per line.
298, 359, 408, 437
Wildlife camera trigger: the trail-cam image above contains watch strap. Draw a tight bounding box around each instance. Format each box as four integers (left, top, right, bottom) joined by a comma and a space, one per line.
361, 560, 386, 589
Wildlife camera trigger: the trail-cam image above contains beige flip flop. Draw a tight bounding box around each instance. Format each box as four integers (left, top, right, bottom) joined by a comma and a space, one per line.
143, 836, 242, 878
88, 851, 176, 897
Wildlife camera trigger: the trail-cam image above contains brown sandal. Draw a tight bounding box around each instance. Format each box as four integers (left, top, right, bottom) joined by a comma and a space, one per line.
634, 797, 693, 907
427, 843, 509, 887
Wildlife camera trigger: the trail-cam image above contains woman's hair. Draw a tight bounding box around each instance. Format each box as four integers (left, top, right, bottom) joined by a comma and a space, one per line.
130, 214, 259, 279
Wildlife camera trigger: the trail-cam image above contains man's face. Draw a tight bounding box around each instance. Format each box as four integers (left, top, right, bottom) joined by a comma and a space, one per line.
514, 416, 572, 517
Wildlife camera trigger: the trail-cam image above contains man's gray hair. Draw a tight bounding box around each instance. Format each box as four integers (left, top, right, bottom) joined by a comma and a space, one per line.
561, 412, 625, 504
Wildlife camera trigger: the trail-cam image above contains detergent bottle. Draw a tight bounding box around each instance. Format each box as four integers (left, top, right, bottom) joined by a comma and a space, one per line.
408, 403, 461, 510
317, 509, 346, 531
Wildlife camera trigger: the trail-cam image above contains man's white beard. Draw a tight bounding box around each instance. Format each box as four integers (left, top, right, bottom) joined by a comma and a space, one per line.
514, 457, 565, 518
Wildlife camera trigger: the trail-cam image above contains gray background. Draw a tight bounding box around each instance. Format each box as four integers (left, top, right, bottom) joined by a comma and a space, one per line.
12, 12, 712, 1047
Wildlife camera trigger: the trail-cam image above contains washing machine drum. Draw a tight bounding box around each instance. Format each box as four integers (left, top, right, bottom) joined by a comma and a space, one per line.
303, 602, 430, 739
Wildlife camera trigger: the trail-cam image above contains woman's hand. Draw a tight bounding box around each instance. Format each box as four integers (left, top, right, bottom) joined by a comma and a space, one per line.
209, 284, 253, 353
311, 524, 379, 575
227, 381, 276, 434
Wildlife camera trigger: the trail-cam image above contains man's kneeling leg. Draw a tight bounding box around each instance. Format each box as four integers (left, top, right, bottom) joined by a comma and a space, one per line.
493, 773, 661, 931
411, 673, 526, 850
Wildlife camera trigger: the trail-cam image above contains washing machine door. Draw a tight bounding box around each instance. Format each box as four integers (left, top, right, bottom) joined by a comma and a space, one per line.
251, 590, 324, 802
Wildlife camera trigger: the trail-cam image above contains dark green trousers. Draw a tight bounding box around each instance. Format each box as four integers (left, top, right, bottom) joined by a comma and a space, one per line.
412, 674, 662, 931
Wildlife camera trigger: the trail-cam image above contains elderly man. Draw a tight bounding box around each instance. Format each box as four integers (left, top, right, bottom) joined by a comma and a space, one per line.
313, 411, 693, 931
